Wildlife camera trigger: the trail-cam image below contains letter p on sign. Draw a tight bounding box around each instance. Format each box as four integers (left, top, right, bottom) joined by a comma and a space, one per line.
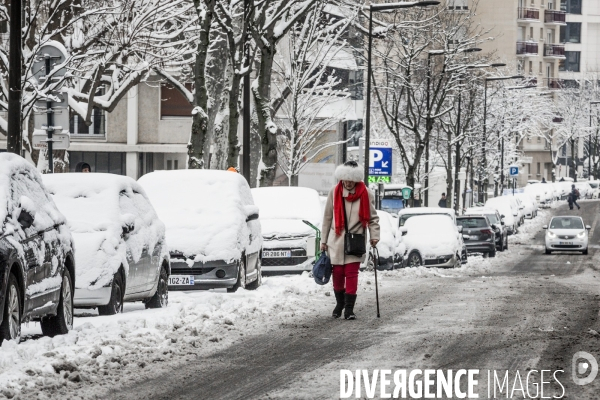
370, 149, 383, 168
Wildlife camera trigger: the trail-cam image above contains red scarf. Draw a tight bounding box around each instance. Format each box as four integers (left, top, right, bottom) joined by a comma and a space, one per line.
334, 181, 371, 236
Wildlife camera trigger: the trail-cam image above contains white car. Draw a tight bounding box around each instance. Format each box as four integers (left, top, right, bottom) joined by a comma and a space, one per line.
485, 197, 519, 234
364, 210, 405, 270
138, 170, 262, 292
574, 182, 593, 199
543, 216, 590, 255
43, 173, 170, 314
523, 183, 553, 208
588, 181, 600, 199
401, 215, 463, 268
515, 193, 537, 218
251, 187, 321, 273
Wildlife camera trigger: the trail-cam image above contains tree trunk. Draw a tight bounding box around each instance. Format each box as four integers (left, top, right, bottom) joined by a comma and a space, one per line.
446, 131, 453, 209
253, 46, 277, 187
188, 0, 215, 169
290, 174, 299, 186
226, 72, 243, 168
205, 32, 229, 169
571, 138, 577, 181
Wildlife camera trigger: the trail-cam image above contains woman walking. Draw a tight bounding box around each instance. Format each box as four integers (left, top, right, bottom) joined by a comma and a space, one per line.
320, 161, 380, 320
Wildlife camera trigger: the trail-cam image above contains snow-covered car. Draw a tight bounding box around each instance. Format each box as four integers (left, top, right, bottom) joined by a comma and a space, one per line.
588, 181, 600, 199
138, 170, 262, 292
398, 207, 467, 264
251, 187, 321, 273
364, 210, 404, 270
400, 215, 463, 268
43, 173, 169, 314
554, 181, 572, 200
485, 197, 519, 234
0, 154, 75, 343
523, 183, 553, 208
464, 207, 508, 251
543, 216, 590, 255
515, 193, 537, 219
574, 182, 593, 199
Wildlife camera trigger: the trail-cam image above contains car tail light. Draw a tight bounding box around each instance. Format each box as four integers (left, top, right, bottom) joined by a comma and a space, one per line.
480, 229, 493, 235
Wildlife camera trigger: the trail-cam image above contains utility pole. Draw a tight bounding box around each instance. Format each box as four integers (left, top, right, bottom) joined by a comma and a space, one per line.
7, 0, 23, 155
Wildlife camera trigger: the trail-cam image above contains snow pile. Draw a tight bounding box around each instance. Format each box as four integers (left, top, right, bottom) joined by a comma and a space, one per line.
251, 187, 322, 238
375, 210, 403, 259
0, 275, 335, 397
402, 215, 462, 258
138, 170, 261, 263
43, 173, 166, 290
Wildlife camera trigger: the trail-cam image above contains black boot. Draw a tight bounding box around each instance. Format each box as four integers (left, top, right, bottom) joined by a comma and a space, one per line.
332, 290, 345, 318
344, 294, 357, 320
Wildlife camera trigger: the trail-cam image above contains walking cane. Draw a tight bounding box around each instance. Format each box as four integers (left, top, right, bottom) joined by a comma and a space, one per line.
372, 246, 381, 318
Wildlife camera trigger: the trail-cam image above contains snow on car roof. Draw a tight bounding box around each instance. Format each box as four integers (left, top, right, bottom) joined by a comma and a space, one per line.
138, 169, 259, 262
398, 207, 455, 216
404, 214, 455, 233
465, 207, 498, 214
251, 187, 321, 222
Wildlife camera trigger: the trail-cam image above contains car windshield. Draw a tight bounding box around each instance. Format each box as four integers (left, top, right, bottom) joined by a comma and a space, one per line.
399, 213, 451, 226
549, 217, 584, 230
381, 198, 404, 214
456, 217, 488, 228
590, 183, 598, 188
485, 214, 499, 224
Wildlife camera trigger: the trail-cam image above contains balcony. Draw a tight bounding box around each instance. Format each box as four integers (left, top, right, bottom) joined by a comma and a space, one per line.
543, 44, 566, 58
545, 78, 564, 90
518, 7, 540, 21
544, 10, 566, 25
516, 41, 539, 56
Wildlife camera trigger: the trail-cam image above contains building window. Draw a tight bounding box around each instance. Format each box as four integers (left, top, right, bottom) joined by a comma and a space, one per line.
539, 62, 543, 73
160, 83, 194, 119
447, 0, 468, 10
537, 163, 541, 174
69, 109, 106, 136
560, 51, 580, 72
560, 22, 581, 43
561, 0, 581, 14
529, 61, 533, 74
69, 152, 126, 175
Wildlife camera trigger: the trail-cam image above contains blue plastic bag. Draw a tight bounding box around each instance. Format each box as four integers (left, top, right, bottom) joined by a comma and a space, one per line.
312, 252, 332, 285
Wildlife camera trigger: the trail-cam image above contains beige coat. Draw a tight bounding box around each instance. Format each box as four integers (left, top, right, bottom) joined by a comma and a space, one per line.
321, 186, 380, 265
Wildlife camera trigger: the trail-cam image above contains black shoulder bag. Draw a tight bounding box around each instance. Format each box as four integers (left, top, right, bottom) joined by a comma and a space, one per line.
342, 198, 367, 257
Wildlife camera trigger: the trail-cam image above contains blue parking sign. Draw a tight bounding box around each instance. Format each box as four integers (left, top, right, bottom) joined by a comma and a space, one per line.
509, 166, 519, 177
369, 147, 392, 176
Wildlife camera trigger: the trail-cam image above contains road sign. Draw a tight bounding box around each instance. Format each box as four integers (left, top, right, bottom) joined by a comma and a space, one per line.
369, 139, 392, 176
32, 131, 70, 150
368, 176, 391, 184
402, 187, 412, 200
509, 166, 519, 177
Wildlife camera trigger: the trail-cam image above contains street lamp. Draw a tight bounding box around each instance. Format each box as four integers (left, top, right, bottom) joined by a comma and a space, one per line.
590, 101, 600, 180
480, 74, 524, 202
423, 46, 481, 207
363, 1, 440, 183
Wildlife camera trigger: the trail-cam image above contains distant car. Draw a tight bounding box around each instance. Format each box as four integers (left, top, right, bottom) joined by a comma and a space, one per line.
0, 154, 75, 343
515, 193, 537, 218
543, 216, 590, 255
588, 181, 600, 199
43, 173, 170, 314
251, 187, 321, 273
456, 216, 497, 257
574, 182, 593, 199
364, 210, 404, 270
401, 215, 463, 268
138, 170, 262, 292
524, 183, 553, 208
397, 207, 467, 264
464, 207, 508, 251
485, 197, 518, 234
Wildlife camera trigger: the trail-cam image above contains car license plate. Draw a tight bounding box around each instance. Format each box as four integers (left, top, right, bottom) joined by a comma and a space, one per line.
263, 250, 292, 258
168, 275, 195, 286
559, 241, 573, 245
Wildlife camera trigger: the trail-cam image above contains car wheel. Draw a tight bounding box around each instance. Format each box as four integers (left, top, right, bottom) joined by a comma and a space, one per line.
227, 258, 246, 293
406, 251, 422, 268
583, 248, 588, 255
98, 272, 124, 316
0, 274, 21, 344
41, 270, 73, 337
246, 258, 262, 290
545, 248, 552, 255
146, 267, 169, 309
504, 236, 508, 250
489, 249, 496, 258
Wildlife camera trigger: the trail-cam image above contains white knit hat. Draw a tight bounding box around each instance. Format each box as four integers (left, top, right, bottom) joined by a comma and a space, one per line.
334, 161, 364, 182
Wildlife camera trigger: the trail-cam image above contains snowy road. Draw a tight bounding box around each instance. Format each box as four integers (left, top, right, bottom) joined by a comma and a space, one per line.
5, 201, 600, 399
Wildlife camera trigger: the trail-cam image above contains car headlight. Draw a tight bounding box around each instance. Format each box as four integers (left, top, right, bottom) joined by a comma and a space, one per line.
547, 231, 556, 238
577, 231, 586, 238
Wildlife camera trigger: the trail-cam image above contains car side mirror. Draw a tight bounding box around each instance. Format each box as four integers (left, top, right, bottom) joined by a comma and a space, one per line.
501, 214, 505, 218
457, 226, 463, 233
501, 221, 505, 225
491, 224, 498, 230
542, 225, 548, 229
399, 227, 408, 236
246, 213, 259, 222
122, 223, 135, 236
18, 209, 34, 229
586, 225, 591, 230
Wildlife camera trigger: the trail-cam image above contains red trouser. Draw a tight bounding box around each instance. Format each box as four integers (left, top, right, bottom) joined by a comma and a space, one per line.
332, 262, 360, 295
